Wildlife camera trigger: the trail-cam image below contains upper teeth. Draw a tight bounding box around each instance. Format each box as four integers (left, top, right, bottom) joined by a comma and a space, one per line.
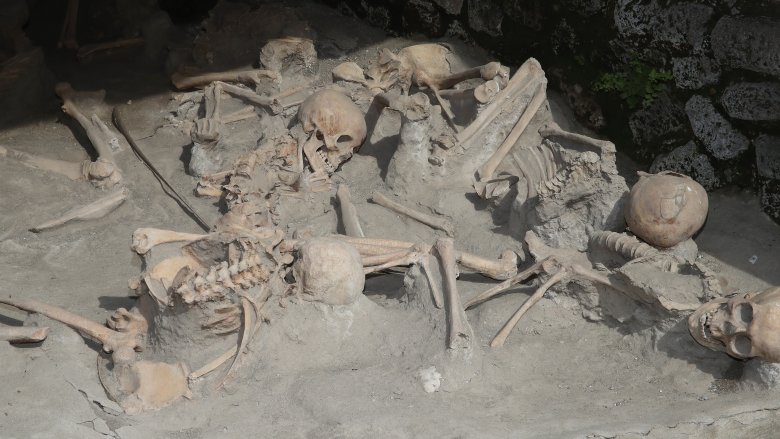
318, 150, 335, 174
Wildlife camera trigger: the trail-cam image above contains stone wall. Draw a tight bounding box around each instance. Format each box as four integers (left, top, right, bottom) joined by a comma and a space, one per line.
329, 0, 780, 221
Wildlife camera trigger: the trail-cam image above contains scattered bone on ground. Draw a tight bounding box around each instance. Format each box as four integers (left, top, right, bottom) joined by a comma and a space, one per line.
1, 2, 780, 438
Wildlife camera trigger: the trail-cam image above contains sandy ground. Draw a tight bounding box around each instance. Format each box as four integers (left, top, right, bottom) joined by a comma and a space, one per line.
1, 3, 780, 438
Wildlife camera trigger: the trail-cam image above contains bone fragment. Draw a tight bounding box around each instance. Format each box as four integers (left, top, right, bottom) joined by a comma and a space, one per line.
0, 144, 86, 181
171, 69, 279, 90
77, 37, 145, 60
457, 58, 542, 145
419, 254, 444, 308
0, 297, 141, 359
331, 235, 518, 280
132, 228, 208, 254
31, 187, 128, 232
332, 62, 367, 85
539, 122, 615, 152
464, 258, 549, 309
336, 184, 364, 238
434, 238, 473, 352
0, 324, 49, 343
490, 268, 567, 348
221, 106, 256, 124
422, 62, 504, 90
370, 191, 455, 237
217, 82, 283, 114
477, 81, 547, 181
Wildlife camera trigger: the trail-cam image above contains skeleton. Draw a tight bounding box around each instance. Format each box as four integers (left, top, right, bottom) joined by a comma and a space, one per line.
0, 82, 128, 231
689, 287, 780, 363
0, 324, 49, 344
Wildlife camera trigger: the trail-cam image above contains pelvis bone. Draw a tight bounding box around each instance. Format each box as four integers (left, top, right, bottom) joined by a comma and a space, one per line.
297, 89, 366, 175
689, 287, 780, 362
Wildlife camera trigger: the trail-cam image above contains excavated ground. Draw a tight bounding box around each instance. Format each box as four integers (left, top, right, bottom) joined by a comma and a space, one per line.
2, 3, 780, 438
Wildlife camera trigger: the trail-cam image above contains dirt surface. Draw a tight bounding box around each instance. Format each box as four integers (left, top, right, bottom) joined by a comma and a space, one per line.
1, 2, 780, 438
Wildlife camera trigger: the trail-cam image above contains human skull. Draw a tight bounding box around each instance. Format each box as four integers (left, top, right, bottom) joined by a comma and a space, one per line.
625, 171, 708, 248
293, 238, 364, 306
688, 287, 780, 362
297, 89, 366, 175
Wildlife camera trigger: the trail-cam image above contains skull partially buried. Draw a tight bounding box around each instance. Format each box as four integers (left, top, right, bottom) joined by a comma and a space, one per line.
298, 89, 367, 175
689, 287, 780, 362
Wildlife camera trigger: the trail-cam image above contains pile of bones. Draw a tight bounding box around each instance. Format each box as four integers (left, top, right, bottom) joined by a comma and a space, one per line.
1, 36, 772, 414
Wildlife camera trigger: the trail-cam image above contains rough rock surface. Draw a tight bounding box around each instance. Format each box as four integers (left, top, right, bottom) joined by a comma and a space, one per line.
650, 141, 720, 190
628, 92, 688, 147
756, 135, 780, 180
671, 56, 721, 90
721, 82, 780, 122
711, 16, 780, 77
685, 95, 750, 160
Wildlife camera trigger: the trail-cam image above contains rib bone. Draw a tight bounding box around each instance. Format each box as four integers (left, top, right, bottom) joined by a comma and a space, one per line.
31, 187, 128, 232
434, 238, 473, 352
477, 80, 547, 181
171, 69, 279, 90
370, 191, 455, 237
490, 268, 567, 348
336, 184, 365, 238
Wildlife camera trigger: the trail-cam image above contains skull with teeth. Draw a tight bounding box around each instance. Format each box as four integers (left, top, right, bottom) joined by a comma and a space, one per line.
297, 89, 367, 175
688, 287, 780, 362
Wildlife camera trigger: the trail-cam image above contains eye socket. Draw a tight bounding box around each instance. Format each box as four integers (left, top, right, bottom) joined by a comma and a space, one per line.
730, 335, 752, 357
733, 302, 753, 324
337, 135, 353, 145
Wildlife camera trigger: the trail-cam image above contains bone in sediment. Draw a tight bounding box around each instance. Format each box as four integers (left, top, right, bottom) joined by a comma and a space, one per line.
336, 184, 365, 238
370, 191, 455, 237
30, 187, 128, 232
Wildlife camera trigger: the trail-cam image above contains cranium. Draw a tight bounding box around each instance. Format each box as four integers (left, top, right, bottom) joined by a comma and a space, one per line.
293, 237, 365, 306
625, 171, 709, 248
689, 287, 780, 362
297, 89, 367, 175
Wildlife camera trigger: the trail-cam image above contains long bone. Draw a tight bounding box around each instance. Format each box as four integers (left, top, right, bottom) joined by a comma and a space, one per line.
336, 184, 365, 238
539, 122, 615, 152
457, 58, 542, 146
171, 69, 280, 90
76, 37, 145, 60
0, 297, 143, 361
31, 187, 128, 232
58, 0, 79, 49
370, 191, 455, 237
0, 324, 49, 343
330, 235, 518, 280
434, 238, 473, 351
0, 144, 87, 181
55, 82, 123, 188
216, 82, 307, 116
476, 80, 547, 181
132, 228, 209, 254
415, 61, 506, 91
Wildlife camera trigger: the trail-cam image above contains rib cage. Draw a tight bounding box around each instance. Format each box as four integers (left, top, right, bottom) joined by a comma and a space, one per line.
536, 151, 601, 199
589, 231, 659, 260
511, 139, 565, 199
